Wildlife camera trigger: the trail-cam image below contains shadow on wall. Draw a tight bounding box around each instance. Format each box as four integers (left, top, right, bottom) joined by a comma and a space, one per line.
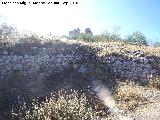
82, 44, 160, 85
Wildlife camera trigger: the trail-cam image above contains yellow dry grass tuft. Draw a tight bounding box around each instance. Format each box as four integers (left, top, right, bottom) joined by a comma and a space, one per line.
114, 81, 149, 112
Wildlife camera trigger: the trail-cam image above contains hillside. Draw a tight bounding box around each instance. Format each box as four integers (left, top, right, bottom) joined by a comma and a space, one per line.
0, 39, 160, 120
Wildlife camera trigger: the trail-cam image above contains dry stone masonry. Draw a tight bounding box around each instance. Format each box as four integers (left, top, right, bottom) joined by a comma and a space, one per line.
0, 54, 81, 77
1, 40, 159, 84
76, 41, 159, 83
0, 40, 159, 100
103, 55, 156, 82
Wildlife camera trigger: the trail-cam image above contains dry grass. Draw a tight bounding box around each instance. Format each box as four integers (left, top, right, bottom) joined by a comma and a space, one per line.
12, 90, 107, 120
11, 80, 160, 120
113, 80, 160, 119
69, 40, 160, 58
114, 81, 149, 112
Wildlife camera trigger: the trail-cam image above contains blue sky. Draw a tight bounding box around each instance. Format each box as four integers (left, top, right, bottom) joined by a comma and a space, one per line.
90, 0, 160, 43
0, 0, 160, 43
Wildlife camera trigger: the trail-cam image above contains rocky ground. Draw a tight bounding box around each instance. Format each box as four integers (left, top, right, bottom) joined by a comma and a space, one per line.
0, 40, 160, 120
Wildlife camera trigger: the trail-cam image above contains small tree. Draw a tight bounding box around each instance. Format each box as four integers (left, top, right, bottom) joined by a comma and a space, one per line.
101, 26, 121, 42
111, 26, 121, 41
126, 31, 148, 45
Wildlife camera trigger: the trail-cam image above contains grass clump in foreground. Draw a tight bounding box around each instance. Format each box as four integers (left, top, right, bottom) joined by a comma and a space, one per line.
11, 90, 108, 120
114, 81, 149, 112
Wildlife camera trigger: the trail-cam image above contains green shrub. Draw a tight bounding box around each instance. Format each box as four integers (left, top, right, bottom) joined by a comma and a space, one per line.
125, 31, 148, 46
77, 33, 95, 42
76, 33, 120, 43
98, 27, 121, 42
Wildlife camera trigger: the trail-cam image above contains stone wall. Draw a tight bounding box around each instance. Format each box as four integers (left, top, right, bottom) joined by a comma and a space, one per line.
0, 54, 81, 77
0, 41, 85, 105
77, 41, 159, 82
0, 40, 159, 103
102, 55, 157, 82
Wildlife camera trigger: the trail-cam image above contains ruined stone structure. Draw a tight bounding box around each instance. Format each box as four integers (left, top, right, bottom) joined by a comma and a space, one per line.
85, 28, 93, 36
69, 28, 81, 39
68, 28, 94, 39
